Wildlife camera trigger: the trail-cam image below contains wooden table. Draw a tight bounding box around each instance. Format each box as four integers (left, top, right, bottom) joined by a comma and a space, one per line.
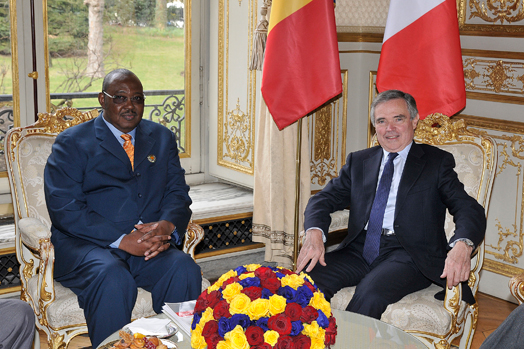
98, 309, 426, 348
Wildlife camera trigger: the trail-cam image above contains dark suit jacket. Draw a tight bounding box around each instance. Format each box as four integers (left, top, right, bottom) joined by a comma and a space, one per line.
304, 142, 486, 303
44, 113, 192, 278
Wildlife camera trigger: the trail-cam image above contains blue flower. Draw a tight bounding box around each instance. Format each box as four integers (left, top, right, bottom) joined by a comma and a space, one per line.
317, 309, 329, 328
234, 266, 247, 275
256, 317, 269, 331
218, 317, 232, 337
230, 313, 251, 330
277, 285, 297, 303
290, 320, 304, 336
275, 272, 286, 279
294, 285, 314, 307
261, 288, 273, 299
239, 277, 261, 288
192, 312, 202, 331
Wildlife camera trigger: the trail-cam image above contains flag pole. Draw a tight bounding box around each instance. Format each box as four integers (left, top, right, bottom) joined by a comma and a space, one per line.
293, 117, 303, 269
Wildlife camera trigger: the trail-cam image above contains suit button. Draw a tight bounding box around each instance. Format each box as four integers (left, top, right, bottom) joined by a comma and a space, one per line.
138, 193, 142, 198
136, 172, 141, 177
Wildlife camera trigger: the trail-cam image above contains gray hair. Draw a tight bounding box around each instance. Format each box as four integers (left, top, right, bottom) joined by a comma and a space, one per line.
370, 90, 418, 127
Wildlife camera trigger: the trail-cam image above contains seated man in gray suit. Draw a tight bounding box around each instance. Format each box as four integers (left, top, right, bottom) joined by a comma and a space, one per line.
44, 69, 202, 347
297, 90, 486, 319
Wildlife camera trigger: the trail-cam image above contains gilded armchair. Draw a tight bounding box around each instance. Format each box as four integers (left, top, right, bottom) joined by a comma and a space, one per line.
5, 108, 207, 349
329, 114, 497, 349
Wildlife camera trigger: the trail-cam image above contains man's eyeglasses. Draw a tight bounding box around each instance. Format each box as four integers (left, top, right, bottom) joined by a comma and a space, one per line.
103, 91, 146, 105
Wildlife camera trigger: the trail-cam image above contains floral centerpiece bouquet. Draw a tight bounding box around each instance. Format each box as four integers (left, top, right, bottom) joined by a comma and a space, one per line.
190, 264, 337, 349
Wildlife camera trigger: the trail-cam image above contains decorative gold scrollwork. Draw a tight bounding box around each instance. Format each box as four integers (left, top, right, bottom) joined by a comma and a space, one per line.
414, 114, 469, 145
223, 99, 252, 167
469, 0, 524, 24
463, 58, 524, 95
35, 108, 99, 134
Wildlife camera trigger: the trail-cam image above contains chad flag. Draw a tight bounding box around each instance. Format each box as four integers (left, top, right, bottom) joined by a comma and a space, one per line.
261, 0, 342, 130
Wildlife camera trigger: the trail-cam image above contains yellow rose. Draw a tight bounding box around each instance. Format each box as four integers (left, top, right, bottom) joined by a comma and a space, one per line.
309, 291, 332, 317
190, 324, 206, 349
216, 270, 239, 288
245, 264, 262, 272
200, 307, 214, 326
217, 340, 232, 349
247, 298, 270, 320
311, 336, 326, 349
299, 271, 315, 284
239, 272, 255, 280
303, 321, 325, 341
208, 283, 220, 292
281, 274, 305, 290
263, 330, 280, 346
225, 325, 249, 349
268, 294, 287, 316
223, 282, 243, 302
229, 293, 251, 315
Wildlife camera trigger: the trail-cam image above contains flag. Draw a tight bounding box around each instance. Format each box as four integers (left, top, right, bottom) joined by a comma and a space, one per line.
261, 0, 342, 130
376, 0, 466, 118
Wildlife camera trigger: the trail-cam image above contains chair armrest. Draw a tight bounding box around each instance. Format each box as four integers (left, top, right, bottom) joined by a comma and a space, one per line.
183, 222, 204, 260
18, 218, 52, 250
509, 273, 524, 304
443, 283, 462, 317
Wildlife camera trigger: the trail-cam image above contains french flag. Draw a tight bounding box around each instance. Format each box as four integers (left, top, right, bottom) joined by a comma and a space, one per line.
376, 0, 466, 119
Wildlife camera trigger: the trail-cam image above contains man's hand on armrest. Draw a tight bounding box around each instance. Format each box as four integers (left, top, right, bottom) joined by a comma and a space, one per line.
440, 240, 474, 289
295, 228, 326, 274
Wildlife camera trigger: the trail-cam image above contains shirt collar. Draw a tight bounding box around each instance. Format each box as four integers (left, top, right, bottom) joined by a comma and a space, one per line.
101, 113, 137, 144
381, 141, 413, 161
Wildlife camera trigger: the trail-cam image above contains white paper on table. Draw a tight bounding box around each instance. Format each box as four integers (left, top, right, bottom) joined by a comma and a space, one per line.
125, 317, 173, 337
162, 300, 196, 337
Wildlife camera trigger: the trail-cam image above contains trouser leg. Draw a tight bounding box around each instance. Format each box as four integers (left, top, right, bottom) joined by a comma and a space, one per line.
56, 248, 137, 348
128, 246, 202, 313
0, 299, 35, 349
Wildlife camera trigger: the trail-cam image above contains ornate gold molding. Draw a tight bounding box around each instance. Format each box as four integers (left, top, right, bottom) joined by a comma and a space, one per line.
464, 58, 524, 97
309, 71, 348, 187
217, 0, 256, 174
336, 32, 384, 43
458, 0, 524, 37
462, 114, 524, 269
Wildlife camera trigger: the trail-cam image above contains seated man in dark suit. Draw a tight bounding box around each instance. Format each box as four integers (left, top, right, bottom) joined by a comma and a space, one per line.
296, 89, 486, 319
44, 69, 202, 347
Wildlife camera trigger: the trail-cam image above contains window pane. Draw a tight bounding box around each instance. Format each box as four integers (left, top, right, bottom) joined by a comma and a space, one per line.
0, 0, 13, 172
47, 0, 187, 152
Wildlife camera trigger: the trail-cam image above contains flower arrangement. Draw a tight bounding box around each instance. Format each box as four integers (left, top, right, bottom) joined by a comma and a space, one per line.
190, 264, 337, 349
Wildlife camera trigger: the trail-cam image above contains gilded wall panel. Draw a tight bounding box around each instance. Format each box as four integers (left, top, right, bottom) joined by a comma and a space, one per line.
309, 71, 348, 191
461, 115, 524, 279
217, 0, 257, 174
458, 0, 524, 37
463, 52, 524, 104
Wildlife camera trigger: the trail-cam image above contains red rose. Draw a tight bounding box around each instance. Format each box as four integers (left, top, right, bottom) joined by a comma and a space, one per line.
279, 268, 295, 276
255, 266, 276, 280
222, 276, 240, 288
205, 333, 223, 349
268, 313, 292, 335
213, 299, 231, 320
285, 302, 303, 322
202, 320, 219, 337
293, 334, 311, 349
326, 316, 337, 335
275, 335, 295, 349
194, 290, 209, 313
300, 306, 319, 324
242, 286, 263, 301
245, 326, 265, 346
195, 290, 221, 313
325, 333, 336, 347
261, 277, 281, 294
252, 344, 272, 349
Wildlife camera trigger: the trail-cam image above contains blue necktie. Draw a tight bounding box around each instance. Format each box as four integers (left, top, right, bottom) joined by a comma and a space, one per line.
363, 152, 399, 265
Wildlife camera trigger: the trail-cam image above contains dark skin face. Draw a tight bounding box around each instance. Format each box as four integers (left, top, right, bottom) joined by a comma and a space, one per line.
98, 73, 144, 133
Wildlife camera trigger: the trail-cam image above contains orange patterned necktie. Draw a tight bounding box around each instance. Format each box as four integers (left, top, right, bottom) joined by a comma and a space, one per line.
121, 134, 134, 170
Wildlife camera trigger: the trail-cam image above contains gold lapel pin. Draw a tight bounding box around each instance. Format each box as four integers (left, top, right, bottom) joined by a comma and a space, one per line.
147, 155, 156, 163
